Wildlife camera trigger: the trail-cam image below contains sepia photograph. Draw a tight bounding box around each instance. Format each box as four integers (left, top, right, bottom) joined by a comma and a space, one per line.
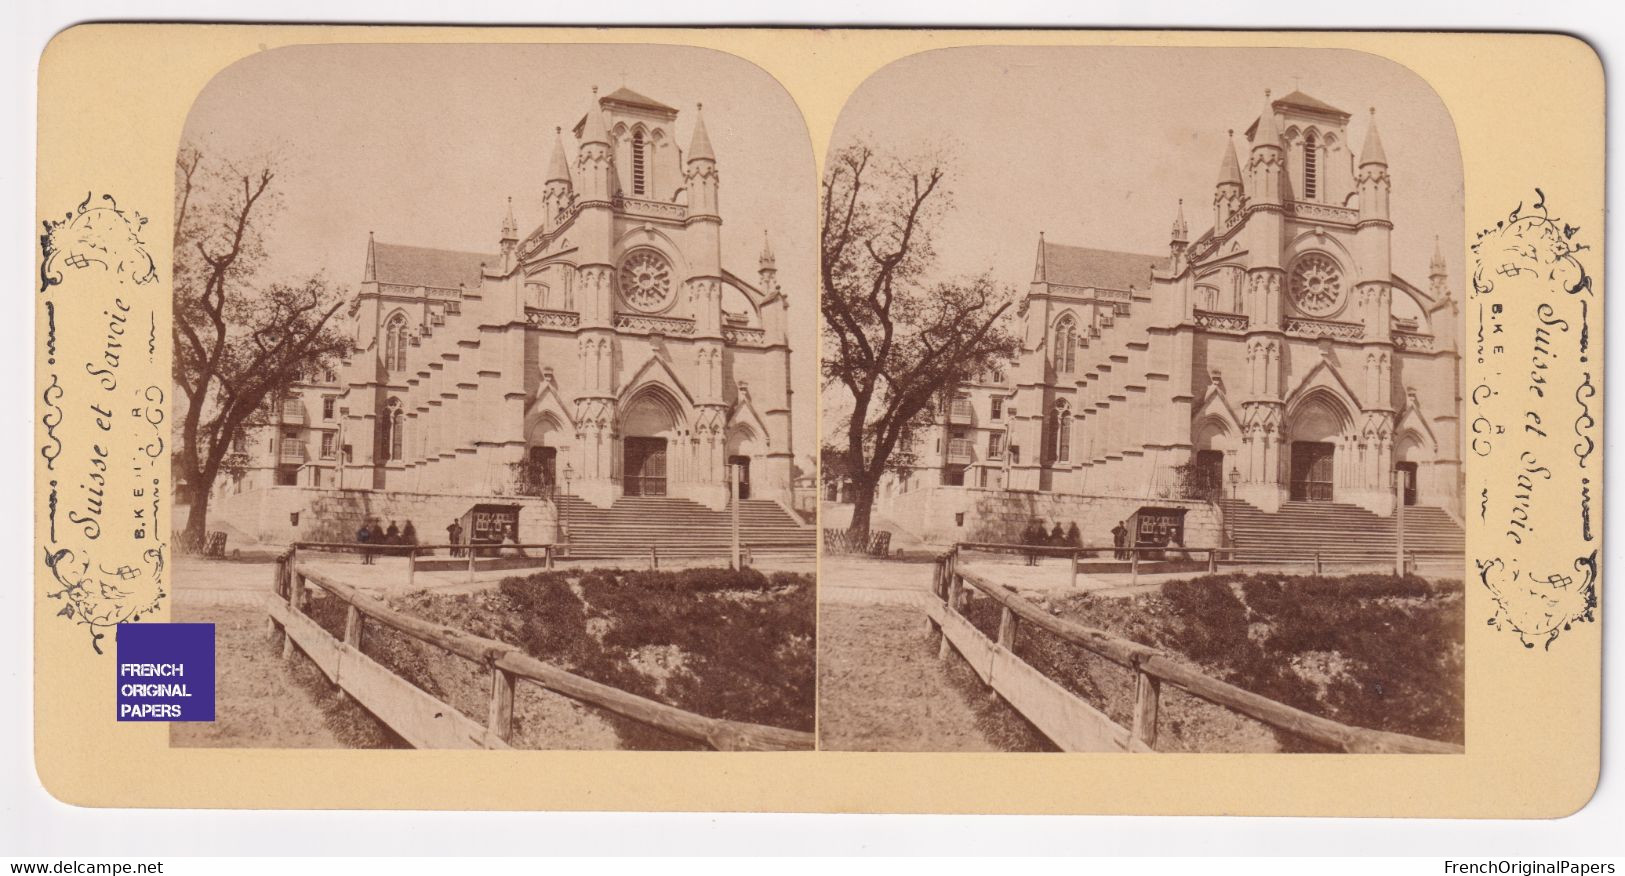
818, 47, 1466, 754
167, 43, 818, 751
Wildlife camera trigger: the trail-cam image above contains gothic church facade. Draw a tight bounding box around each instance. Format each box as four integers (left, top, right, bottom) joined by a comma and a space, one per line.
901, 90, 1462, 523
223, 87, 795, 519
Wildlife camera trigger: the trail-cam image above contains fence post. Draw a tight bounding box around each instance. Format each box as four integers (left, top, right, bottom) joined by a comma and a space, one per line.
1207, 548, 1218, 574
938, 574, 962, 661
407, 548, 417, 591
1130, 549, 1139, 587
268, 556, 286, 640
343, 603, 363, 651
1130, 665, 1160, 751
282, 573, 305, 661
1069, 550, 1079, 589
487, 666, 515, 745
997, 605, 1017, 651
1314, 551, 1322, 575
545, 544, 554, 570
650, 545, 658, 570
467, 546, 476, 585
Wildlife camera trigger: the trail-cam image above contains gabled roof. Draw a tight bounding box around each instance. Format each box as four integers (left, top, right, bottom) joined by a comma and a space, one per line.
1273, 90, 1350, 119
1034, 240, 1159, 292
1244, 89, 1350, 138
600, 87, 677, 114
369, 242, 491, 290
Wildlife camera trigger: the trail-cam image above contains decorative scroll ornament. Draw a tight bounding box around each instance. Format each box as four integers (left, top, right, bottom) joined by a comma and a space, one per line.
617, 249, 675, 314
1290, 253, 1345, 317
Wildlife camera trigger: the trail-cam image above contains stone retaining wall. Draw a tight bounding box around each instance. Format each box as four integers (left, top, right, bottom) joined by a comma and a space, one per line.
874, 485, 1220, 548
210, 486, 557, 548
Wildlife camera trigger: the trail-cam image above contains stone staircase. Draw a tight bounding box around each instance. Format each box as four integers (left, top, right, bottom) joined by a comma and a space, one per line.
1218, 498, 1464, 565
556, 495, 815, 561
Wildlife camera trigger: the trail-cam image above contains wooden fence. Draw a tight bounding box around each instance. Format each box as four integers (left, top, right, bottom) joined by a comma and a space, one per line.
929, 547, 1463, 754
266, 553, 816, 751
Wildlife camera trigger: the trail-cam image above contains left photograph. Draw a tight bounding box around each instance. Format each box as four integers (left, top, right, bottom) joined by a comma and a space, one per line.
169, 43, 818, 751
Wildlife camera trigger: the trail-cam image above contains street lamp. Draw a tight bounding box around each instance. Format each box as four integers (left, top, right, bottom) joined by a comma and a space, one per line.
1228, 466, 1240, 501
1392, 467, 1407, 576
561, 463, 573, 548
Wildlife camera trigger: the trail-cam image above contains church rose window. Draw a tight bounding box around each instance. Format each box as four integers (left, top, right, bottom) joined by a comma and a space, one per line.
1289, 253, 1345, 317
618, 249, 676, 313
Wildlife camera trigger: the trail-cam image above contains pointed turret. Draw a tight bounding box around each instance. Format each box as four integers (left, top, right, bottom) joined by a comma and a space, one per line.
687, 102, 717, 163
1248, 91, 1284, 207
1359, 107, 1388, 167
579, 87, 610, 147
500, 196, 518, 241
1214, 129, 1246, 230
759, 230, 777, 273
575, 88, 617, 204
1430, 236, 1450, 301
363, 230, 377, 283
1356, 107, 1392, 224
498, 197, 519, 272
684, 102, 720, 218
1169, 199, 1190, 272
1253, 89, 1282, 150
758, 230, 781, 300
1032, 232, 1048, 283
1218, 132, 1243, 186
546, 126, 572, 184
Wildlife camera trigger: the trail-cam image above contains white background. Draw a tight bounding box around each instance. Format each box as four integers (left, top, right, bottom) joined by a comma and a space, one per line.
2, 0, 1621, 859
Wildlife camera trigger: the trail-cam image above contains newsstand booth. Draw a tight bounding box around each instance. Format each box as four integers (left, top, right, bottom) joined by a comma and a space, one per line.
1129, 506, 1187, 560
461, 503, 521, 557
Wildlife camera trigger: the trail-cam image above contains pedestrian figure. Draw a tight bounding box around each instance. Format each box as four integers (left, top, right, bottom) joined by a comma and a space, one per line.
1021, 518, 1043, 566
356, 521, 374, 565
446, 519, 463, 557
502, 523, 526, 558
1112, 520, 1129, 561
402, 520, 417, 545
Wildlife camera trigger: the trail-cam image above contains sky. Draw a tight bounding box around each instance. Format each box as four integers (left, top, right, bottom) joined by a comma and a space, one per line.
180, 42, 819, 463
824, 46, 1465, 440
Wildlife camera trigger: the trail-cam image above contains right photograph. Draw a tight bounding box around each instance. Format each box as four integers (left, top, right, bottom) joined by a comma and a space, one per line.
818, 47, 1466, 754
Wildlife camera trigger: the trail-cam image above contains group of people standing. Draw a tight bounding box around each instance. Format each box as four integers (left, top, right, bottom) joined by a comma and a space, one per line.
353, 519, 417, 565
1015, 518, 1137, 564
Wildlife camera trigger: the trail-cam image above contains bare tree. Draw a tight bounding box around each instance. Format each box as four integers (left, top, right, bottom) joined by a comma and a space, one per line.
172, 145, 352, 550
821, 141, 1019, 540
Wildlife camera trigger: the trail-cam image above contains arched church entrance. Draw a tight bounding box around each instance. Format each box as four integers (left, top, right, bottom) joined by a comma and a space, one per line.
523, 413, 567, 495
725, 424, 761, 501
1192, 417, 1235, 500
1395, 432, 1426, 507
621, 389, 682, 497
1287, 394, 1349, 503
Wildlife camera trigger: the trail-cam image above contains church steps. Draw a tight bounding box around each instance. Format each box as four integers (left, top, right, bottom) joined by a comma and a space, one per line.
1217, 499, 1463, 565
555, 495, 814, 560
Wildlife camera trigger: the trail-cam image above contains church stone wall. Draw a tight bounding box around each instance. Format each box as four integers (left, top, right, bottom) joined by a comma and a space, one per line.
876, 485, 1220, 548
212, 485, 557, 548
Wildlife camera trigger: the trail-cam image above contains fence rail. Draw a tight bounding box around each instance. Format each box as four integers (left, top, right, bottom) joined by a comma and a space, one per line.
267, 553, 815, 751
929, 548, 1462, 754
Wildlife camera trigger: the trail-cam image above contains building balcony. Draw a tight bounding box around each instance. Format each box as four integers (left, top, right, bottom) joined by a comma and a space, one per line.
945, 440, 976, 464
279, 402, 305, 424
947, 401, 975, 424
279, 444, 307, 464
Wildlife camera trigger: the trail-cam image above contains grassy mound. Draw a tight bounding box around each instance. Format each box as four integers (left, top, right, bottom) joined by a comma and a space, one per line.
964, 571, 1464, 752
309, 566, 814, 750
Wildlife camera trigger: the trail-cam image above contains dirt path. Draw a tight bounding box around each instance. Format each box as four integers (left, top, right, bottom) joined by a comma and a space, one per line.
817, 601, 1048, 752
169, 599, 370, 749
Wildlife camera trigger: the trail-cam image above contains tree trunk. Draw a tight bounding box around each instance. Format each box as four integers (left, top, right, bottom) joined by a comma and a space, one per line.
183, 484, 212, 554
846, 479, 878, 543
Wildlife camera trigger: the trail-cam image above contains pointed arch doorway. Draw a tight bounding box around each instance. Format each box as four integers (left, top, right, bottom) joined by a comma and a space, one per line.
621, 388, 684, 498
1286, 393, 1350, 503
